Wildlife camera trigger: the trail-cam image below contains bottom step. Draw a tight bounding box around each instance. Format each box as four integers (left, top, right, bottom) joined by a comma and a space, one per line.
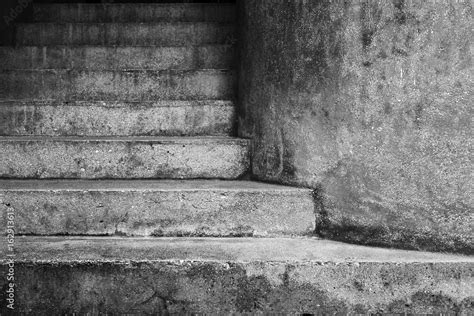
1, 237, 473, 314
0, 180, 315, 236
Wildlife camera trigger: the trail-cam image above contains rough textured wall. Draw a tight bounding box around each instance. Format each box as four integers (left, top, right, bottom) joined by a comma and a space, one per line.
238, 0, 473, 254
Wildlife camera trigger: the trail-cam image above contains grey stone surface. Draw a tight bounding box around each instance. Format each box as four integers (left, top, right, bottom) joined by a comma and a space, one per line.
0, 45, 234, 70
0, 180, 315, 236
16, 22, 235, 46
0, 69, 234, 101
0, 237, 472, 314
33, 3, 236, 22
238, 0, 474, 254
0, 100, 235, 136
0, 136, 249, 179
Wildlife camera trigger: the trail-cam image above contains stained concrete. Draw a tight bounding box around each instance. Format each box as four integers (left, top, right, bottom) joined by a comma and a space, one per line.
0, 180, 315, 236
33, 3, 236, 23
16, 22, 235, 46
0, 100, 235, 136
0, 45, 234, 70
0, 136, 249, 179
0, 237, 472, 314
238, 0, 474, 254
0, 69, 234, 101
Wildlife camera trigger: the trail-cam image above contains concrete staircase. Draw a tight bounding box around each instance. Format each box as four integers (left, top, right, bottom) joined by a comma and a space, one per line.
0, 2, 472, 314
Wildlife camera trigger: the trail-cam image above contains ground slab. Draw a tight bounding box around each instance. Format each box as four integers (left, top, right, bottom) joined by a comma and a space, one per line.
0, 237, 473, 314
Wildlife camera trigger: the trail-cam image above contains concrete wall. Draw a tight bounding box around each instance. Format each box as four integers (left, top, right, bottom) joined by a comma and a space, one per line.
0, 0, 33, 45
237, 0, 473, 254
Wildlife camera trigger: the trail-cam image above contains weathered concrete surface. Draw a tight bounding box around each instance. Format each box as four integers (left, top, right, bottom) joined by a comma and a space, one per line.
33, 3, 236, 22
238, 1, 473, 254
0, 237, 472, 314
0, 136, 249, 179
16, 22, 235, 46
0, 69, 234, 101
0, 100, 235, 136
0, 45, 234, 70
0, 180, 315, 236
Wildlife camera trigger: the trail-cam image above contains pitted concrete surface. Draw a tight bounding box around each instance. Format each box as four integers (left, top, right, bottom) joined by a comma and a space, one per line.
0, 45, 234, 70
0, 180, 315, 236
0, 1, 472, 313
238, 0, 474, 254
33, 3, 236, 23
16, 22, 235, 46
0, 136, 249, 179
0, 69, 234, 101
0, 100, 235, 136
0, 237, 472, 314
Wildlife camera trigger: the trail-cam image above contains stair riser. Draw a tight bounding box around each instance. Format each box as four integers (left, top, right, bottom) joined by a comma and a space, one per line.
0, 70, 234, 101
0, 102, 235, 136
33, 4, 236, 22
0, 46, 234, 70
16, 23, 235, 46
0, 190, 314, 236
0, 262, 471, 314
0, 139, 249, 179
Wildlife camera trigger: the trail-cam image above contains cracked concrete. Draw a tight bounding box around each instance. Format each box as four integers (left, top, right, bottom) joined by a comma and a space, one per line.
1, 237, 473, 314
0, 137, 249, 179
0, 180, 315, 236
237, 0, 474, 254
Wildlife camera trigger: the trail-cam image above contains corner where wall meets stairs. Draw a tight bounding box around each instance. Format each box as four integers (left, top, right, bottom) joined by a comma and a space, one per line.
0, 1, 473, 314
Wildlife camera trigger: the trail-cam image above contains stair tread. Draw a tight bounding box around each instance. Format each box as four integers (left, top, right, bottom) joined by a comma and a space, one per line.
0, 68, 234, 101
16, 22, 235, 46
0, 45, 233, 47
0, 136, 246, 142
0, 136, 249, 179
0, 69, 231, 73
0, 100, 234, 106
2, 237, 471, 263
32, 3, 236, 23
0, 179, 308, 192
18, 22, 234, 25
34, 3, 236, 6
0, 45, 234, 71
0, 180, 314, 236
0, 100, 235, 137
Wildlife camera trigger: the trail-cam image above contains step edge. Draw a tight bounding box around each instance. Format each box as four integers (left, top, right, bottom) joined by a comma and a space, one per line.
0, 180, 311, 192
0, 136, 248, 142
16, 21, 236, 26
0, 100, 236, 107
1, 237, 472, 263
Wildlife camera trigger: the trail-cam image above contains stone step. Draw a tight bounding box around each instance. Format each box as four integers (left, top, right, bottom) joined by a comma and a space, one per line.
0, 69, 234, 101
0, 100, 235, 136
1, 237, 472, 314
0, 180, 315, 236
16, 22, 235, 46
0, 45, 234, 70
0, 136, 249, 179
32, 3, 236, 23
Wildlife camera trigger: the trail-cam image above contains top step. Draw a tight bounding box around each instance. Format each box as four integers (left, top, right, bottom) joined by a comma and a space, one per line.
33, 3, 236, 23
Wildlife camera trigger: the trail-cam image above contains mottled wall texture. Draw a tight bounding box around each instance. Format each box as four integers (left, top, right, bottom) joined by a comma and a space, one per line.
237, 0, 473, 254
